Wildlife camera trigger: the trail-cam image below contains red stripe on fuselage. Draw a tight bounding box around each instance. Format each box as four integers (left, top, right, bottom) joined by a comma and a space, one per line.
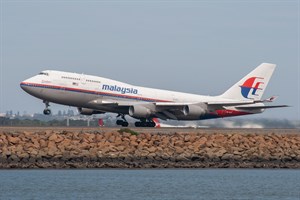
20, 82, 171, 103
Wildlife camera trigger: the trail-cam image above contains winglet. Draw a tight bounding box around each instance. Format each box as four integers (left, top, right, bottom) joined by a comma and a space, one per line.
263, 96, 278, 102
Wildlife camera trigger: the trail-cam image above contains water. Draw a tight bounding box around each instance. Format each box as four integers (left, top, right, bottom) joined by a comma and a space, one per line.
0, 169, 299, 200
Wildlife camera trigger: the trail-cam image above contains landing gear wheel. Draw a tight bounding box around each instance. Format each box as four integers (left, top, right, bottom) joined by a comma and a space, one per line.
116, 114, 129, 127
134, 121, 156, 127
135, 122, 141, 127
43, 100, 51, 115
116, 120, 123, 125
149, 122, 156, 127
43, 109, 51, 115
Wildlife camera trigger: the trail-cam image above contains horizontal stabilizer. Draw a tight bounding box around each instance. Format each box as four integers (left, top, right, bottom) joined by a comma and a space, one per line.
262, 96, 278, 102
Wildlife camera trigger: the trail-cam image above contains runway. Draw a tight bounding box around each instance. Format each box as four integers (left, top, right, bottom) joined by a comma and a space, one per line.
0, 126, 299, 135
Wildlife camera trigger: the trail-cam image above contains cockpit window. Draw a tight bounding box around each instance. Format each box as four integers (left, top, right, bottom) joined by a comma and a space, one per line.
38, 72, 49, 76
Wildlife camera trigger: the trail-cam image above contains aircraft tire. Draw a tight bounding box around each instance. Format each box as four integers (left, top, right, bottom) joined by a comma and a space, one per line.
43, 109, 51, 115
135, 121, 156, 127
149, 122, 156, 127
135, 122, 141, 127
116, 120, 123, 125
121, 122, 129, 127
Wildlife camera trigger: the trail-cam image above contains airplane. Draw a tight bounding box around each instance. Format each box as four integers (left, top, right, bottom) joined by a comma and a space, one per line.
20, 63, 288, 127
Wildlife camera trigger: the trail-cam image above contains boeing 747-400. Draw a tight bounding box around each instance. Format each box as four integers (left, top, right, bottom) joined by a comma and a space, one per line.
20, 63, 287, 127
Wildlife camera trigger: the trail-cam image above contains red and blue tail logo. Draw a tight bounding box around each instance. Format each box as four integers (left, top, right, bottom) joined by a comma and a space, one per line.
240, 77, 264, 98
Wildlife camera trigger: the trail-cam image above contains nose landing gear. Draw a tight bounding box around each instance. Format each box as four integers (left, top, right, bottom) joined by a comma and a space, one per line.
43, 100, 51, 115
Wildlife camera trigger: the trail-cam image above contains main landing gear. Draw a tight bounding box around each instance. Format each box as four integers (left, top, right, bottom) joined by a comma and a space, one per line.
116, 114, 129, 127
43, 100, 51, 115
135, 119, 156, 127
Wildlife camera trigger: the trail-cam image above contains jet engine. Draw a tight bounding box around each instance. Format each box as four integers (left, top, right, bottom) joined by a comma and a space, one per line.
77, 108, 105, 115
129, 105, 151, 118
183, 104, 207, 117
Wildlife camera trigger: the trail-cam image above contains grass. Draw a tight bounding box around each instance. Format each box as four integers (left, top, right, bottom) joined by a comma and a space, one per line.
118, 128, 139, 135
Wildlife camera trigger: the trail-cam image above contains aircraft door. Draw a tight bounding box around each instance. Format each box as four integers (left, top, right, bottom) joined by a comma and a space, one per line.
80, 74, 86, 85
172, 93, 179, 101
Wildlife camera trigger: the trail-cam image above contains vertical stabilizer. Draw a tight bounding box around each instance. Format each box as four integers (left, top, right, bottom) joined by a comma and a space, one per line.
220, 63, 276, 100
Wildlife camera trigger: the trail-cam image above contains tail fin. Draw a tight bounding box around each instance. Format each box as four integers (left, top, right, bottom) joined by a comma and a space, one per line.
220, 63, 276, 100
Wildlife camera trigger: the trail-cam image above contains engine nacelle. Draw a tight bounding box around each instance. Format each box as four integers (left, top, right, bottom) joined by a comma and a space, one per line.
129, 105, 151, 118
78, 108, 105, 115
183, 104, 207, 117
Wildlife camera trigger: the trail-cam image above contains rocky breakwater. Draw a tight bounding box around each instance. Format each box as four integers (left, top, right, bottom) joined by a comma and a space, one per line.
0, 129, 300, 168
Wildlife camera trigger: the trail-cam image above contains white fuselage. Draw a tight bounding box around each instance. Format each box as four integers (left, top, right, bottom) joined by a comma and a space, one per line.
20, 70, 261, 120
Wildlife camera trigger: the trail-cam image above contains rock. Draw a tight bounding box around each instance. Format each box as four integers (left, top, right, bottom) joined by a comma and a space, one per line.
0, 129, 299, 168
9, 155, 20, 162
144, 133, 152, 141
130, 141, 139, 147
48, 134, 58, 141
39, 139, 47, 148
148, 146, 157, 153
28, 138, 40, 149
130, 135, 137, 141
138, 139, 149, 149
134, 149, 149, 157
116, 146, 125, 151
174, 146, 184, 154
79, 142, 91, 150
103, 132, 113, 139
95, 134, 104, 142
233, 151, 243, 155
108, 135, 116, 143
221, 153, 233, 160
47, 141, 56, 149
47, 147, 59, 157
174, 140, 184, 147
55, 135, 64, 143
114, 136, 123, 146
22, 131, 33, 140
161, 137, 170, 146
184, 135, 191, 142
29, 149, 39, 156
197, 137, 207, 145
215, 149, 227, 157
7, 136, 20, 144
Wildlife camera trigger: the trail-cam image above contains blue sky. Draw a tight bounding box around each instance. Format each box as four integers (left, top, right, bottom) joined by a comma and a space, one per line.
0, 1, 299, 120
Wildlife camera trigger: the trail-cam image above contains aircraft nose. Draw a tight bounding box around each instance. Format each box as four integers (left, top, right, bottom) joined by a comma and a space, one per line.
20, 78, 33, 92
20, 80, 28, 91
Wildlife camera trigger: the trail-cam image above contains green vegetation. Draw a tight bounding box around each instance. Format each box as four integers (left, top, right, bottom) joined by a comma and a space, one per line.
0, 117, 99, 127
118, 128, 139, 135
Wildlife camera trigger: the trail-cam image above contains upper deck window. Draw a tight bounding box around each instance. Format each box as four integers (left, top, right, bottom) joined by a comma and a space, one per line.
61, 76, 80, 81
86, 79, 101, 83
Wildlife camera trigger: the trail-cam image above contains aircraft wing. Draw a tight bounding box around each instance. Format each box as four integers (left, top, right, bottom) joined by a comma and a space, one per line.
235, 105, 289, 110
156, 100, 257, 107
86, 97, 288, 120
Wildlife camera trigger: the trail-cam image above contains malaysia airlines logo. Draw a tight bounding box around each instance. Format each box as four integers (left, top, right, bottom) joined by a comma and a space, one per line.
240, 77, 264, 98
102, 84, 138, 95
